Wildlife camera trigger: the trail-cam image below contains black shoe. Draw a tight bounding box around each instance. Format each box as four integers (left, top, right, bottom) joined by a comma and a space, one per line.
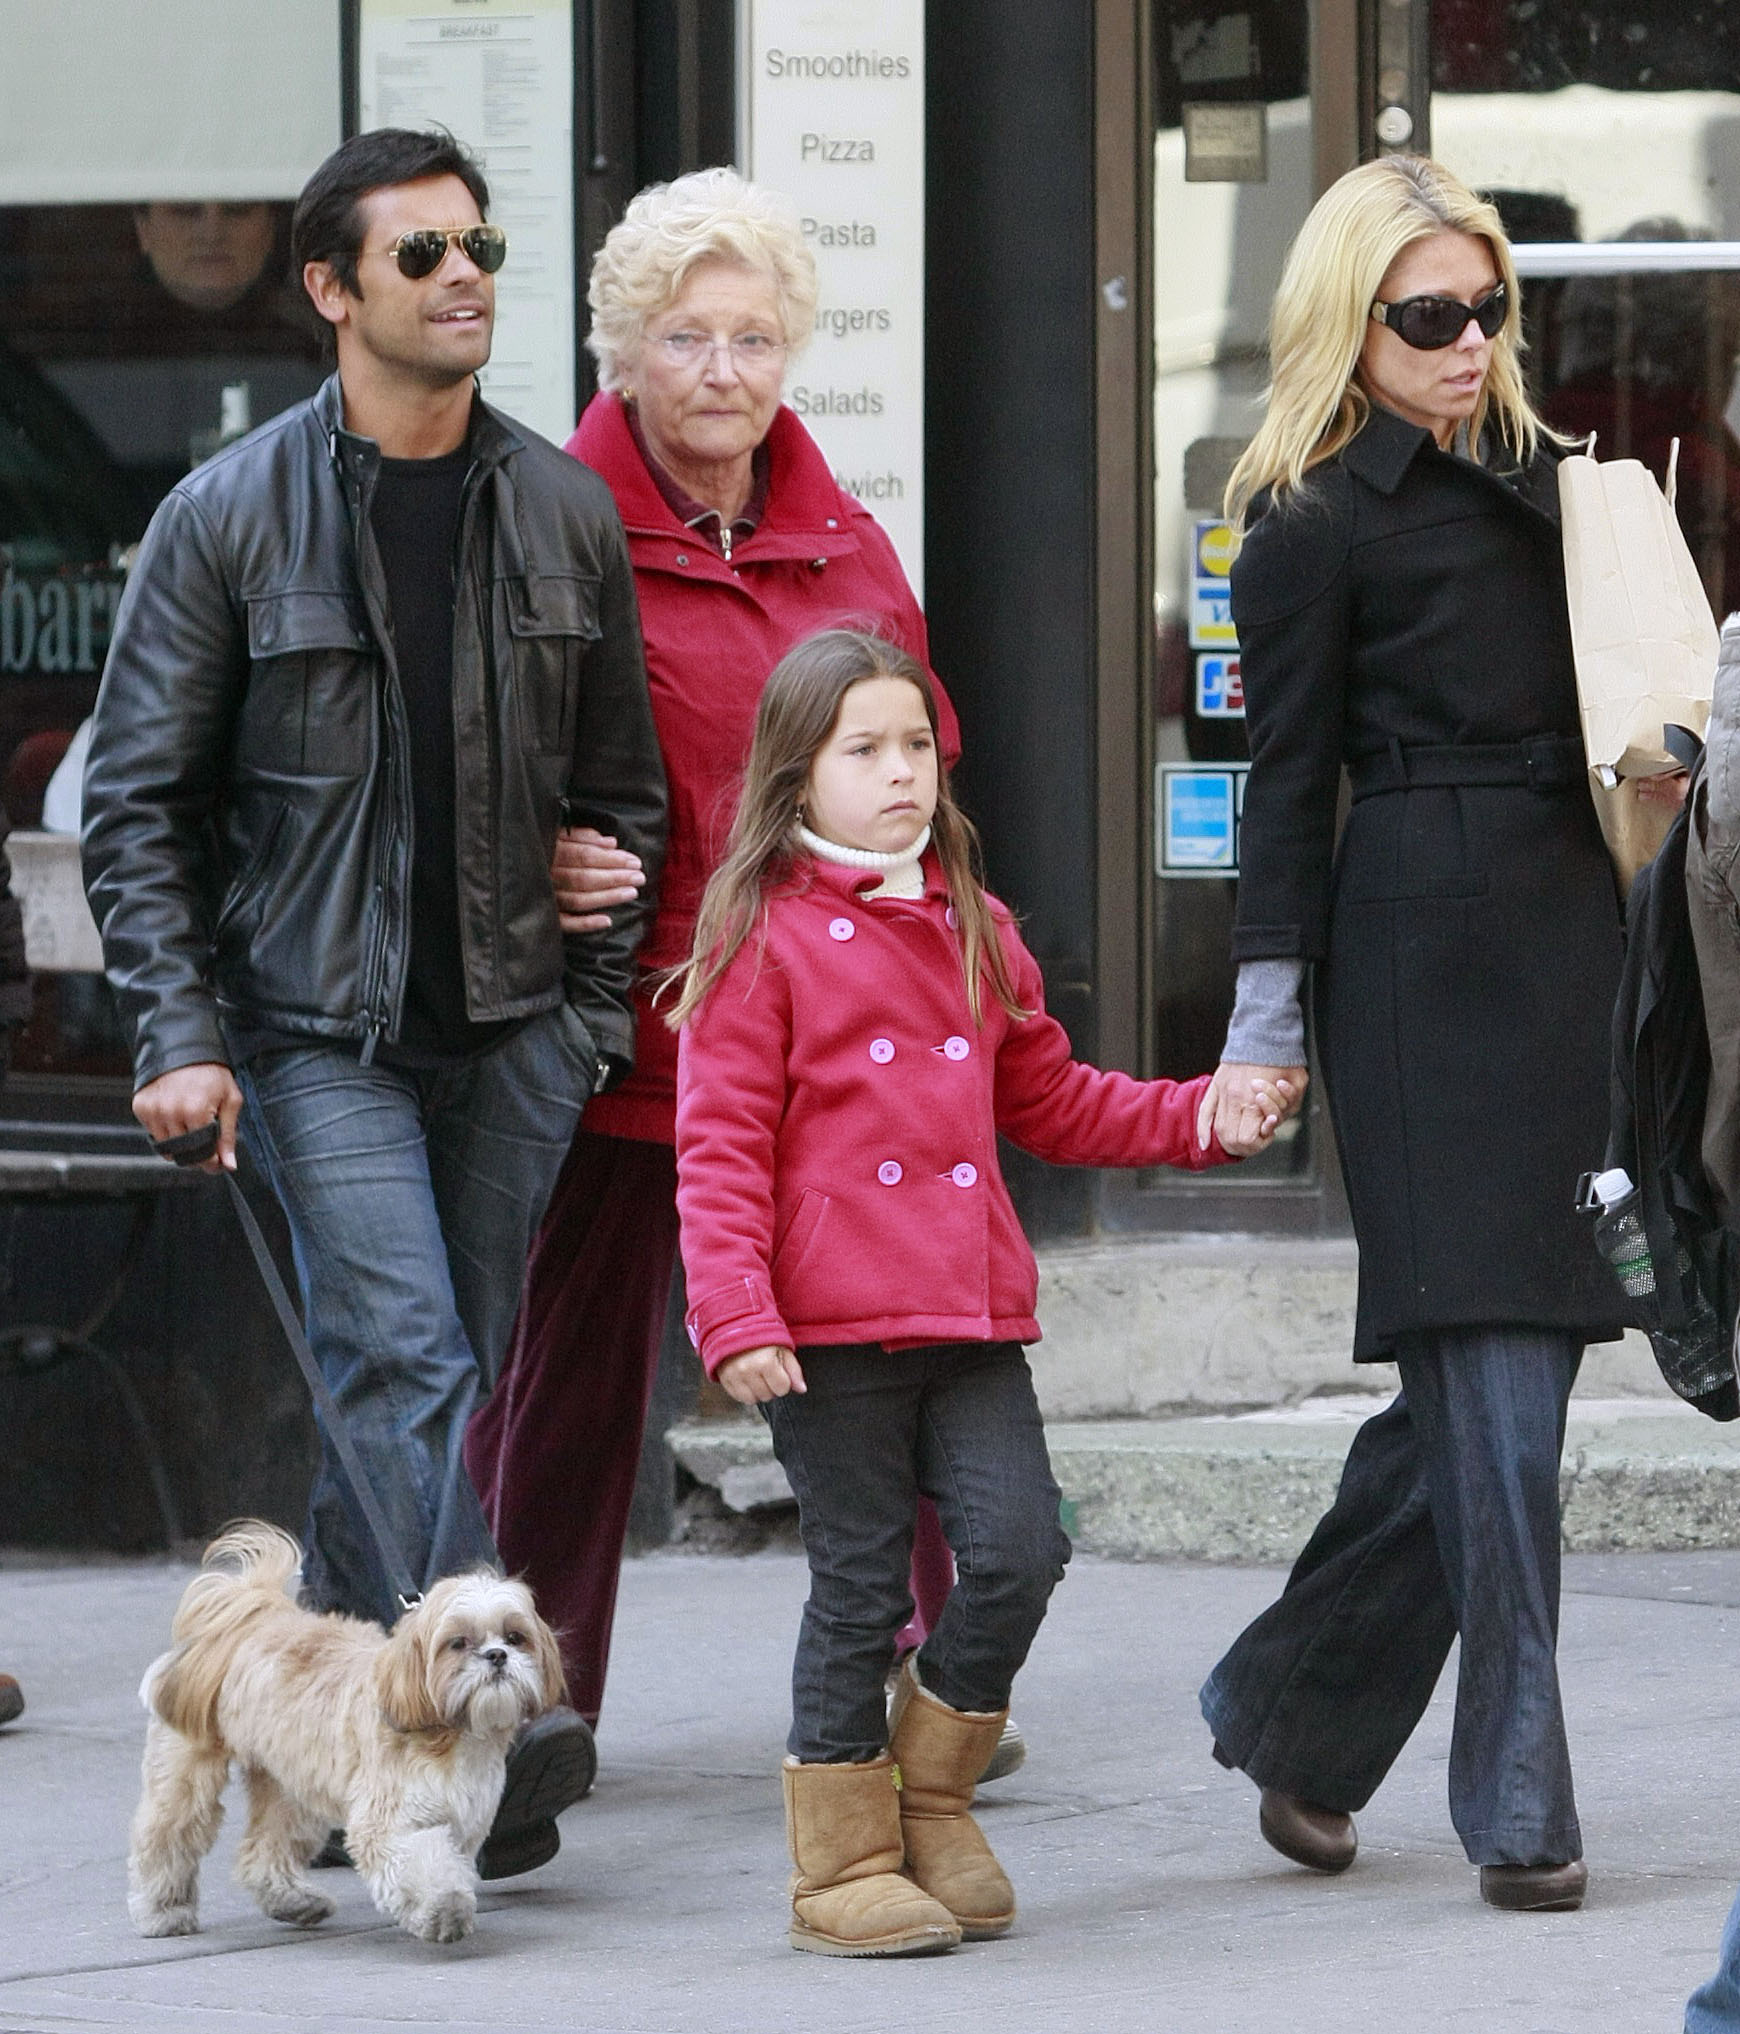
310, 1830, 351, 1870
477, 1818, 563, 1881
1479, 1861, 1588, 1912
475, 1706, 597, 1882
0, 1674, 22, 1728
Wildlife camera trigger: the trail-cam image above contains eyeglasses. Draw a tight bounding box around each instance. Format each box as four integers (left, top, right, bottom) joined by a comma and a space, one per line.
362, 224, 508, 281
650, 330, 787, 370
1370, 283, 1507, 351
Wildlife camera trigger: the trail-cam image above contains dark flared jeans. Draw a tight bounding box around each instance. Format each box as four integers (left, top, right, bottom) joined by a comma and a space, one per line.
766, 1340, 1071, 1763
1200, 1326, 1583, 1867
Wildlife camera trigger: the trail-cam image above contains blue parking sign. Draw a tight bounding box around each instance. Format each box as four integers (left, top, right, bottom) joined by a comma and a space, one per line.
1159, 767, 1240, 874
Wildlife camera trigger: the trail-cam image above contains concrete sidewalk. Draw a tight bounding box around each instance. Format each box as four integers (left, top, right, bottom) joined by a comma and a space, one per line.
4, 1547, 1740, 2032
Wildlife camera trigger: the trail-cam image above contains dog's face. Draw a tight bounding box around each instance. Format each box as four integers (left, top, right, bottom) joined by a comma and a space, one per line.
374, 1573, 564, 1738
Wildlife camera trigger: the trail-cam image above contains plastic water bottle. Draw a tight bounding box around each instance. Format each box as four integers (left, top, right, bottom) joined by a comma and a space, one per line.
1590, 1167, 1657, 1300
1592, 1168, 1734, 1406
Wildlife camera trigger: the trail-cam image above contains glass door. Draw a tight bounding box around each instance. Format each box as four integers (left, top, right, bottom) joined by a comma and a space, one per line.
1138, 0, 1740, 1222
1148, 1, 1317, 1190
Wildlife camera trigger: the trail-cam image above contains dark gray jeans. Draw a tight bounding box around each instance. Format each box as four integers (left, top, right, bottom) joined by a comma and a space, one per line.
765, 1340, 1071, 1763
1200, 1326, 1583, 1867
237, 1006, 594, 1628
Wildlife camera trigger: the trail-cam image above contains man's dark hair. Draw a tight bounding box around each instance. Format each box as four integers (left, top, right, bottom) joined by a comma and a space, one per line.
292, 129, 490, 296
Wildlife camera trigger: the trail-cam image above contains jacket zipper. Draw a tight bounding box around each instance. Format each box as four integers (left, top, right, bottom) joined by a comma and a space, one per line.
346, 441, 405, 1062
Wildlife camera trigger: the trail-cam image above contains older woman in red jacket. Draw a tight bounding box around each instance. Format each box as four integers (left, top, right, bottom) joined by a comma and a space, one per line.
465, 168, 968, 1734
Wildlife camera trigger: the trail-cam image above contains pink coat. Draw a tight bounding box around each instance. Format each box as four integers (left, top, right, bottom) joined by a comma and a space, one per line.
674, 855, 1229, 1376
564, 394, 958, 1144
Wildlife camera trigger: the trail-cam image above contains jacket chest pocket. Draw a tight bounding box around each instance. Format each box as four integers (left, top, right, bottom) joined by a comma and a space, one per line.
507, 573, 601, 756
241, 591, 375, 777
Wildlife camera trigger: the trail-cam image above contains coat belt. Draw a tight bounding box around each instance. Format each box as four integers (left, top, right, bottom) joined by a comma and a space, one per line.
1348, 733, 1586, 801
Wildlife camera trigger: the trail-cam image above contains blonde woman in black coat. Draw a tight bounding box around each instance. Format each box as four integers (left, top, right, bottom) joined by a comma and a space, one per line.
1196, 156, 1627, 1914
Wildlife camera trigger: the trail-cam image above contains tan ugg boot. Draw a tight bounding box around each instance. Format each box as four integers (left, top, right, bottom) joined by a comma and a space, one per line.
888, 1657, 1016, 1938
782, 1754, 962, 1957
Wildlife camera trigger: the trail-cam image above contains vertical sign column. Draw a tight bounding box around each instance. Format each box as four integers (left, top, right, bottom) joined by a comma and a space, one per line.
743, 2, 925, 597
357, 0, 575, 445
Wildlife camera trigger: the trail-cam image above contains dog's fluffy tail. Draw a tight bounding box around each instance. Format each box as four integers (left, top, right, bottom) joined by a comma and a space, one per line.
144, 1522, 305, 1744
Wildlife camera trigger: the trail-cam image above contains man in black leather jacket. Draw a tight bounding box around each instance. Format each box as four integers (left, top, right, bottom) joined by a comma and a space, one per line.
82, 130, 666, 1879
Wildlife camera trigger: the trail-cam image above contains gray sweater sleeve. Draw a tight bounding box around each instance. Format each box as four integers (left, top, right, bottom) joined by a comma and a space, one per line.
1222, 957, 1307, 1066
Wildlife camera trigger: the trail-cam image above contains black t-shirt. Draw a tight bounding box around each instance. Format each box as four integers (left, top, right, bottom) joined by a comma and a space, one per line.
370, 437, 512, 1063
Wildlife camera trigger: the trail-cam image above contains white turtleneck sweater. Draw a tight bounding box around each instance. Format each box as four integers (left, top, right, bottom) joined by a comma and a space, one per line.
798, 822, 931, 900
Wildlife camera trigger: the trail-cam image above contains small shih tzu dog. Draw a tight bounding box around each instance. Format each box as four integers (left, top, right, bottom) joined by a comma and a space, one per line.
127, 1522, 564, 1945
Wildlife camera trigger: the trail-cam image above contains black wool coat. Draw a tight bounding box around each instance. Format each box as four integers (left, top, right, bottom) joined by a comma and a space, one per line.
1231, 403, 1626, 1360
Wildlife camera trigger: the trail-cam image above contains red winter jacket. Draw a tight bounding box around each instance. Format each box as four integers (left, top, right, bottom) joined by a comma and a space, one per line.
564, 394, 959, 1143
674, 855, 1229, 1376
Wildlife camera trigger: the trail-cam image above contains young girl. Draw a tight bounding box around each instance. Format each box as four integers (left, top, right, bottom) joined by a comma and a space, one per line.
670, 629, 1289, 1958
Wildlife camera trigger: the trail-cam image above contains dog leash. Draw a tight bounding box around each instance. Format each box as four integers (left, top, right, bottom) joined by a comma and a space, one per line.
154, 1121, 424, 1610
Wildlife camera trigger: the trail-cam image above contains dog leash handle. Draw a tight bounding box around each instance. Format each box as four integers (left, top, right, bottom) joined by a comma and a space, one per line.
153, 1122, 424, 1611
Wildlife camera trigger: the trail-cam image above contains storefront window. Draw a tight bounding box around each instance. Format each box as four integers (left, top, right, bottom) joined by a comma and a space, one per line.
0, 0, 339, 1093
0, 198, 324, 1080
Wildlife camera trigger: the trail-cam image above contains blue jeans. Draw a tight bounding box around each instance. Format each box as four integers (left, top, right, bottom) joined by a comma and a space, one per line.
1200, 1326, 1582, 1866
1688, 1887, 1740, 2030
236, 1007, 593, 1627
765, 1340, 1071, 1763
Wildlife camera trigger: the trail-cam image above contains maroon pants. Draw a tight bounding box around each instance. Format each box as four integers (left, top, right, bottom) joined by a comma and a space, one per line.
466, 1127, 954, 1724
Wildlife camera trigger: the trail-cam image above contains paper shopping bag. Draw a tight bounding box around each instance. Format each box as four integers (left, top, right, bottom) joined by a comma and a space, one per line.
1559, 445, 1718, 886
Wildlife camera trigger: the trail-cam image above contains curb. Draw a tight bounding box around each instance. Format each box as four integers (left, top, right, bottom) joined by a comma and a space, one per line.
668, 1398, 1740, 1560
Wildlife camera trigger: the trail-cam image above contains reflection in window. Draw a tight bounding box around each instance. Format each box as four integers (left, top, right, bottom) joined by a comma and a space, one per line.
1432, 7, 1740, 616
0, 198, 324, 1080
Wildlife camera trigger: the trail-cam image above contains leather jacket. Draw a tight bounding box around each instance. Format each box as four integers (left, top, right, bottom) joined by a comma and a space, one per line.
82, 376, 666, 1091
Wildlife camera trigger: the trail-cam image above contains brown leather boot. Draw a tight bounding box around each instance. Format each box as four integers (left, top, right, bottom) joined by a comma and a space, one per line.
782, 1755, 962, 1957
888, 1658, 1016, 1939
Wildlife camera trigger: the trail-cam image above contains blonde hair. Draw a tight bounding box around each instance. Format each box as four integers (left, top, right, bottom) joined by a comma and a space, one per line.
667, 630, 1031, 1030
1225, 155, 1547, 527
586, 166, 818, 391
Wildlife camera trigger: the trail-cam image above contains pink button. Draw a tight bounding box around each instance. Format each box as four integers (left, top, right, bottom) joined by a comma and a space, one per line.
829, 917, 855, 942
878, 1160, 903, 1186
869, 1038, 895, 1063
944, 1035, 970, 1061
945, 906, 959, 929
951, 1162, 978, 1188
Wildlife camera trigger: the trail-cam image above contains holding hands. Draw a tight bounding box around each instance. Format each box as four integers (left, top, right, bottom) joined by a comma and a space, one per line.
1198, 1062, 1308, 1159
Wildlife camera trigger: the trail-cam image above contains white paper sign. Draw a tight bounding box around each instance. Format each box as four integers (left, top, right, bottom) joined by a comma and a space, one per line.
743, 1, 925, 597
10, 832, 103, 974
358, 0, 575, 446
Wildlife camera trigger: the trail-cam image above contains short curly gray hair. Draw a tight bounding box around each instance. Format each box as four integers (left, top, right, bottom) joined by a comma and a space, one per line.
586, 166, 818, 393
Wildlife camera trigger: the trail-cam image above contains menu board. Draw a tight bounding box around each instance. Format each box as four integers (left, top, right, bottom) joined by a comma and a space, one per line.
357, 0, 575, 444
743, 1, 925, 596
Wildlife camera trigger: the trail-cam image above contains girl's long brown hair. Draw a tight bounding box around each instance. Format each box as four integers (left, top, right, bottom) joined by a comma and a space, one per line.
666, 629, 1030, 1028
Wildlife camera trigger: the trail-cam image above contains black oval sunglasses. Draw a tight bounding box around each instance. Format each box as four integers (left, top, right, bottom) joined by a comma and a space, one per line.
1370, 282, 1507, 351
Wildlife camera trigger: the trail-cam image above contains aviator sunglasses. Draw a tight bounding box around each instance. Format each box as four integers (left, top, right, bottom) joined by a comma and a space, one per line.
365, 223, 509, 280
1369, 281, 1507, 351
